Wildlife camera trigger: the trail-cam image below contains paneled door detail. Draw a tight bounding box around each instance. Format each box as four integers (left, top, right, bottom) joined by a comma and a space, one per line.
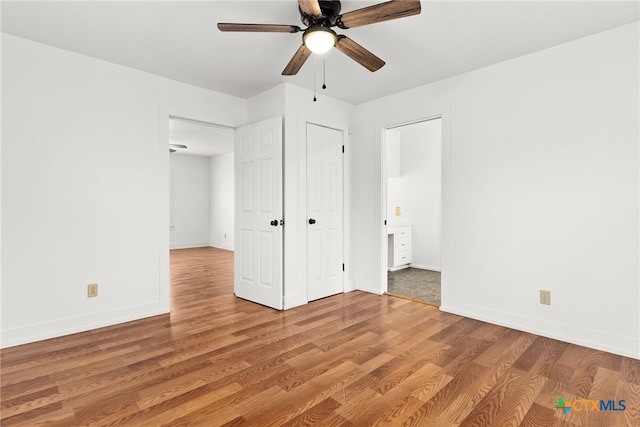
235, 117, 283, 309
307, 123, 343, 301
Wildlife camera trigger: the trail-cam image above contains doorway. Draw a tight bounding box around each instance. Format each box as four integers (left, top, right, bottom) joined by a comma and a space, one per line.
167, 115, 236, 310
168, 116, 235, 250
384, 118, 442, 306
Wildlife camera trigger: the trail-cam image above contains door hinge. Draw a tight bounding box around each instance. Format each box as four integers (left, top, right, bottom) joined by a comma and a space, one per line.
342, 263, 345, 271
384, 219, 387, 225
342, 145, 345, 153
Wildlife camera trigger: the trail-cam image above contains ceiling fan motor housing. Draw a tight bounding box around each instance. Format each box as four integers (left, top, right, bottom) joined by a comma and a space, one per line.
300, 0, 342, 27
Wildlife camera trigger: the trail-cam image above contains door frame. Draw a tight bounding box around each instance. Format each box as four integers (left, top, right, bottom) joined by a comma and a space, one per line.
159, 105, 240, 313
295, 114, 351, 304
377, 106, 451, 307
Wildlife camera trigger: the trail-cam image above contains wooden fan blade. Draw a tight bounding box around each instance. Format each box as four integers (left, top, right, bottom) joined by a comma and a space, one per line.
338, 0, 421, 29
217, 23, 301, 33
282, 44, 312, 75
298, 0, 322, 16
335, 36, 385, 72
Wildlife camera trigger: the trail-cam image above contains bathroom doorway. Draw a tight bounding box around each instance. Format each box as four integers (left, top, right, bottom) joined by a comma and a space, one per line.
385, 118, 442, 306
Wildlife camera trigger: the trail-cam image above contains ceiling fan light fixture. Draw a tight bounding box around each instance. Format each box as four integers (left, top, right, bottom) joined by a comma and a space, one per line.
303, 26, 337, 54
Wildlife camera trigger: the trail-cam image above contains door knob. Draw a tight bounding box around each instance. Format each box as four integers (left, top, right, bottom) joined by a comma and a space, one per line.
270, 220, 278, 226
308, 218, 316, 224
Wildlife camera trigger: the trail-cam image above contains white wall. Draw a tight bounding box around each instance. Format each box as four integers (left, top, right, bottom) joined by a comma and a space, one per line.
247, 84, 286, 124
387, 119, 442, 271
210, 152, 234, 251
1, 34, 247, 347
169, 154, 211, 249
353, 22, 639, 358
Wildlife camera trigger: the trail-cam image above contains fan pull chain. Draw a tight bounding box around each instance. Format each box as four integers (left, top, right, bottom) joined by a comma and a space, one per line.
313, 55, 317, 102
322, 55, 327, 90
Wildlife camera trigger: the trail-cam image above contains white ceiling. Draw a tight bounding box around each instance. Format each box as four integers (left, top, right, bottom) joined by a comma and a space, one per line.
169, 118, 234, 157
2, 1, 638, 107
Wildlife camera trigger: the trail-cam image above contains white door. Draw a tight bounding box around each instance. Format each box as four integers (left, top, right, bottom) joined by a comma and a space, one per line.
234, 117, 283, 309
307, 123, 343, 301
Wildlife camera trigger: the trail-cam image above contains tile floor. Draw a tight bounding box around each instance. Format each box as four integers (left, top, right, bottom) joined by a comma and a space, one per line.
387, 267, 441, 306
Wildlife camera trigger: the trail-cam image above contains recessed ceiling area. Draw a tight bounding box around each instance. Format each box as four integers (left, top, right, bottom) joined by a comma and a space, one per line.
2, 1, 638, 105
169, 118, 234, 158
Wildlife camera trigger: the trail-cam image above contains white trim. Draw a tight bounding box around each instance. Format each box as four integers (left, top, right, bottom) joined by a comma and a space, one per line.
169, 242, 212, 250
441, 301, 640, 360
354, 280, 384, 295
342, 123, 353, 293
1, 303, 167, 349
169, 116, 236, 130
388, 265, 410, 272
209, 243, 234, 252
408, 264, 441, 272
283, 300, 308, 310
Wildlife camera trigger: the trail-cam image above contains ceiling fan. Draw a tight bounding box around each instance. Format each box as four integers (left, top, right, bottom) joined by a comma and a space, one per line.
217, 0, 421, 75
169, 144, 187, 153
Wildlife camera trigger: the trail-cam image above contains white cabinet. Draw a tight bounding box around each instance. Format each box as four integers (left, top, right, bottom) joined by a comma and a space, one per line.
388, 225, 412, 270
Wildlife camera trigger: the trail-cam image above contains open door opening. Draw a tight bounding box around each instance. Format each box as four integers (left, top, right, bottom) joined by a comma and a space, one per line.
168, 117, 235, 250
383, 118, 442, 306
167, 115, 236, 310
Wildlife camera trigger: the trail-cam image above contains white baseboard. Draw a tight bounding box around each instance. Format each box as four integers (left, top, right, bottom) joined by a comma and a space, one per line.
170, 241, 211, 250
283, 298, 307, 310
1, 302, 169, 349
343, 278, 355, 293
409, 264, 441, 272
440, 300, 640, 360
354, 280, 383, 295
209, 242, 234, 251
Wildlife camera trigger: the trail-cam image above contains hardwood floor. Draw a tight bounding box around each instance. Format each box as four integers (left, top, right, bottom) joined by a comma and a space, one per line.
1, 247, 638, 426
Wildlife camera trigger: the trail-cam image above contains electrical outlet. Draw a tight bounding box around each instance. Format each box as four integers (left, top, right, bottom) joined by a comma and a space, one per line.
88, 283, 98, 298
540, 290, 551, 305
395, 206, 401, 216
